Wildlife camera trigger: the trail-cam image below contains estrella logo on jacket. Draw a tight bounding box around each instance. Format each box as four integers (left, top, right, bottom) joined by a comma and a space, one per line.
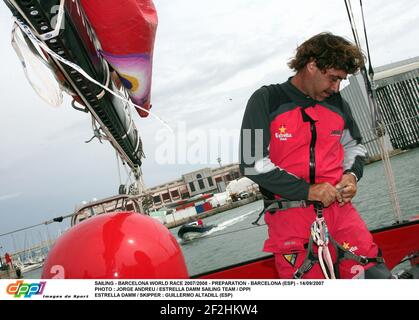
6, 280, 46, 298
275, 125, 293, 141
342, 241, 359, 253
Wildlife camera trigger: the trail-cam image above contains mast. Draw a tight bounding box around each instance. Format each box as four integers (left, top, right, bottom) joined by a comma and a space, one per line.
4, 0, 151, 201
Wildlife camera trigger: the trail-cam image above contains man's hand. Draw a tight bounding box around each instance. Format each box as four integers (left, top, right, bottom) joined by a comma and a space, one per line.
335, 173, 357, 206
308, 182, 341, 207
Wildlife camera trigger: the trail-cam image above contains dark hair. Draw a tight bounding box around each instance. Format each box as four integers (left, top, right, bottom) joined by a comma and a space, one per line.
288, 32, 365, 73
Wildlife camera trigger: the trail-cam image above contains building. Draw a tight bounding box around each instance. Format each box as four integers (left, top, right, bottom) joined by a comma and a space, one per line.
373, 57, 419, 150
341, 56, 419, 160
147, 163, 241, 210
340, 72, 390, 159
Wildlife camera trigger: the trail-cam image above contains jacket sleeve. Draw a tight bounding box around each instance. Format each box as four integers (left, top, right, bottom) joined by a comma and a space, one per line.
341, 99, 368, 181
239, 87, 310, 200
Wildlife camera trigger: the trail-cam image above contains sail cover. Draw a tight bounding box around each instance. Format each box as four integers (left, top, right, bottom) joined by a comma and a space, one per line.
11, 23, 63, 107
80, 0, 158, 117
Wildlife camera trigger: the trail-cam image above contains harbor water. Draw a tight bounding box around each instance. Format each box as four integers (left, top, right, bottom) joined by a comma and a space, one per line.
25, 148, 419, 278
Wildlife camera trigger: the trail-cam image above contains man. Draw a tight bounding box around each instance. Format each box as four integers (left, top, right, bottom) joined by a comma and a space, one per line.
5, 253, 13, 269
240, 32, 391, 279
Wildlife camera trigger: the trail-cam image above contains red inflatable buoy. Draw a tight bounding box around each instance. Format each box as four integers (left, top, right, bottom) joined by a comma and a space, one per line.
42, 212, 189, 279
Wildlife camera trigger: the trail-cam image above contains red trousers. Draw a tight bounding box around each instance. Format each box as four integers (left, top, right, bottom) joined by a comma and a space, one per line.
264, 202, 379, 279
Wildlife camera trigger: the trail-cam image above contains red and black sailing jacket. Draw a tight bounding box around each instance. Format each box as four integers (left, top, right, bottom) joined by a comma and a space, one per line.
239, 78, 367, 200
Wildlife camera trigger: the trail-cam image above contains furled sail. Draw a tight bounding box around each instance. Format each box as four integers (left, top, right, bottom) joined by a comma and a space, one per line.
80, 0, 158, 118
3, 0, 158, 170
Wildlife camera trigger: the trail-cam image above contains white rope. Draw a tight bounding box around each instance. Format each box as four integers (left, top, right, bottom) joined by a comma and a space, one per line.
311, 217, 336, 279
377, 135, 403, 222
14, 18, 173, 133
115, 150, 123, 186
344, 0, 403, 223
359, 114, 419, 137
368, 83, 403, 222
123, 162, 134, 186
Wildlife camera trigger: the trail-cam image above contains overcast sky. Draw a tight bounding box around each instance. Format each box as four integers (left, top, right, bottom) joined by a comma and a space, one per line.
0, 0, 418, 251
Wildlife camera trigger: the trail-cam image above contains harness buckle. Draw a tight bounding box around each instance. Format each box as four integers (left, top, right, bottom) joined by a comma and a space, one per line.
300, 200, 308, 208
359, 256, 369, 265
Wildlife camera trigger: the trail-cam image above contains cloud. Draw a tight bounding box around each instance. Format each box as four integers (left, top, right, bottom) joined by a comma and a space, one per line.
0, 192, 22, 202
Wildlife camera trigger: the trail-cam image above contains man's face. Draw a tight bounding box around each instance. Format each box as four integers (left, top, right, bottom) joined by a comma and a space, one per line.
311, 66, 347, 101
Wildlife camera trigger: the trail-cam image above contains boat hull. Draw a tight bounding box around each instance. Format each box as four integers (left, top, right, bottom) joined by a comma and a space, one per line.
196, 219, 419, 279
178, 224, 216, 241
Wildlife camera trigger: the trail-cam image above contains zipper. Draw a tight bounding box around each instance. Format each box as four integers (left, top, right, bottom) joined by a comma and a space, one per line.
301, 108, 317, 184
309, 120, 317, 184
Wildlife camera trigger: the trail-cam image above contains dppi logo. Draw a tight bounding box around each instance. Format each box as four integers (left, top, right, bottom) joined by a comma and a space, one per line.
6, 280, 46, 298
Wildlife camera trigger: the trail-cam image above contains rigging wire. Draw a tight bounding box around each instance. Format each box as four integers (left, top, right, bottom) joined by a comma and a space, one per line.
345, 0, 361, 48
115, 150, 123, 187
344, 0, 376, 124
12, 18, 170, 181
343, 0, 403, 222
0, 222, 48, 238
359, 0, 374, 77
0, 212, 76, 238
123, 164, 134, 188
12, 16, 151, 198
359, 0, 402, 223
358, 114, 419, 137
15, 18, 173, 133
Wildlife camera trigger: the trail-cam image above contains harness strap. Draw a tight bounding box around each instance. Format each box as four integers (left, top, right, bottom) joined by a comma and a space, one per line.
294, 203, 384, 279
293, 234, 385, 279
266, 200, 309, 213
330, 238, 385, 265
259, 200, 386, 278
252, 199, 311, 225
294, 238, 318, 279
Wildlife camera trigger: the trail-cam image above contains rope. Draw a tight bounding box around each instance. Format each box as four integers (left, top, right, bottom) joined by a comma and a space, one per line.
14, 18, 173, 133
359, 2, 403, 222
123, 162, 134, 186
0, 210, 77, 239
343, 0, 403, 223
358, 114, 419, 137
115, 150, 123, 186
0, 222, 49, 238
359, 0, 374, 77
310, 207, 336, 279
344, 0, 361, 48
378, 135, 403, 222
344, 0, 376, 120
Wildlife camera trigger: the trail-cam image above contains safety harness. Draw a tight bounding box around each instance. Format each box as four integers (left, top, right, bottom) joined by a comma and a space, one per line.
254, 199, 385, 279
